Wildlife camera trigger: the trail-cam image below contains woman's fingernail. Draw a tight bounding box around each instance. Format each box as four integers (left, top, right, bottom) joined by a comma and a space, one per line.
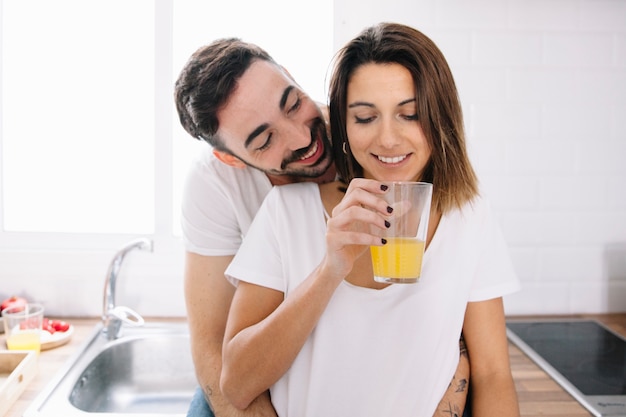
384, 220, 391, 228
381, 238, 387, 245
387, 206, 393, 214
380, 184, 388, 191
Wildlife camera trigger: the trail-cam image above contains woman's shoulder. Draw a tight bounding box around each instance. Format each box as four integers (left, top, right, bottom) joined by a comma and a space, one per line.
264, 182, 323, 210
271, 181, 320, 197
446, 192, 495, 223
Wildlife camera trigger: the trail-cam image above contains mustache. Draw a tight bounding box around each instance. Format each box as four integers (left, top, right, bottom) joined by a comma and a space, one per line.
280, 118, 326, 169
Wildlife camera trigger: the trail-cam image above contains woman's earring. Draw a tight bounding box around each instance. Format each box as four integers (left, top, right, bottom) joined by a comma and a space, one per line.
342, 142, 348, 155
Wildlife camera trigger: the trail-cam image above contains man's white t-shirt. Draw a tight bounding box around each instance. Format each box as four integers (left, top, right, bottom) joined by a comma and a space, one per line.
181, 146, 272, 256
226, 182, 520, 417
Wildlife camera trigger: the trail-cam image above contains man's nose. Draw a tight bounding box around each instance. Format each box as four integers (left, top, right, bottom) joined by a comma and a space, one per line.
283, 121, 311, 150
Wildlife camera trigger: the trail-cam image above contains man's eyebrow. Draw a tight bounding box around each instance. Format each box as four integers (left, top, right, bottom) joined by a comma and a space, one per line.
244, 86, 295, 149
280, 86, 295, 111
244, 123, 270, 149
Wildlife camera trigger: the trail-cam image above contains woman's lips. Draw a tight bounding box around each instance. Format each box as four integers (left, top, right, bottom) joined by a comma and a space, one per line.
377, 154, 409, 164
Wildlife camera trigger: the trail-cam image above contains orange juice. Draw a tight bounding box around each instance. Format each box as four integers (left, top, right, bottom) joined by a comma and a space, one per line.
7, 331, 41, 353
370, 237, 425, 283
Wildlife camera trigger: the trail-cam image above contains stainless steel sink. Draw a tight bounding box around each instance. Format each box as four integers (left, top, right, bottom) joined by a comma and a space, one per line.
25, 322, 196, 417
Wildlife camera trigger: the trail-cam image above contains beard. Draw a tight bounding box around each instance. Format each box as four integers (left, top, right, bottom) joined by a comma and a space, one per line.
244, 118, 334, 179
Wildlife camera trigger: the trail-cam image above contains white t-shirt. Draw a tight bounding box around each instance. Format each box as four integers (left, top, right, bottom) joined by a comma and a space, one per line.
181, 147, 272, 256
226, 182, 520, 417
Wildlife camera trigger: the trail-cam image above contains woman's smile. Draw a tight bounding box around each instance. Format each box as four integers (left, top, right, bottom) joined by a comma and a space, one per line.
375, 153, 411, 165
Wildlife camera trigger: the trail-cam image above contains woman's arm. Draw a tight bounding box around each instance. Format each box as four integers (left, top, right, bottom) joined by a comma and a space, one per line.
220, 261, 344, 409
462, 297, 520, 417
221, 179, 392, 410
433, 336, 470, 417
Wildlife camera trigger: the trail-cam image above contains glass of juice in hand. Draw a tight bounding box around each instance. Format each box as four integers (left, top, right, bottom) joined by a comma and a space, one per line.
2, 303, 44, 353
370, 182, 432, 284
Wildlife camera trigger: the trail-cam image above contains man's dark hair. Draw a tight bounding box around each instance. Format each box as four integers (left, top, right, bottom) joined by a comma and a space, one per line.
174, 38, 274, 152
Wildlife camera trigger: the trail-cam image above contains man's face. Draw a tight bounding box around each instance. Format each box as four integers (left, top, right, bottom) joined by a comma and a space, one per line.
216, 60, 333, 180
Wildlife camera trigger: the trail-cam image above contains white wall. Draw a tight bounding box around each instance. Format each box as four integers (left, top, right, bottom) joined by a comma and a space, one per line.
333, 0, 626, 315
2, 1, 624, 318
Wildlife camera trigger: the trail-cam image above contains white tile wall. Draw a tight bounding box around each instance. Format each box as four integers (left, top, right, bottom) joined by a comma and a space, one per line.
335, 0, 626, 314
5, 2, 620, 318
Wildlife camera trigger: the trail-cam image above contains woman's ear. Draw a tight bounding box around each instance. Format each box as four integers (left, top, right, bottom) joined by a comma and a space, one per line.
213, 149, 247, 168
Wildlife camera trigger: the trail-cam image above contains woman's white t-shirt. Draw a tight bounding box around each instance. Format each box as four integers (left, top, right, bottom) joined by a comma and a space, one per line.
226, 182, 520, 417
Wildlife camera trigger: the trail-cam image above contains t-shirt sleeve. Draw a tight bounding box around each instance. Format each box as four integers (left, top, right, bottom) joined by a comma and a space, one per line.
180, 150, 271, 257
225, 188, 285, 292
180, 159, 243, 256
468, 200, 521, 302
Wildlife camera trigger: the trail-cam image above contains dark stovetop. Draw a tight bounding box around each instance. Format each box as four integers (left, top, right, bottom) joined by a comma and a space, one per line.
507, 320, 626, 396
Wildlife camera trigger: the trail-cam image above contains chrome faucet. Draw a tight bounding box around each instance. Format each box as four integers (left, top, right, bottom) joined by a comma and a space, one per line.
102, 237, 153, 340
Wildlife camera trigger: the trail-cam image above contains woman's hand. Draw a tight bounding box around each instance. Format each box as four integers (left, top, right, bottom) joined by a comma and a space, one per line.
321, 178, 392, 281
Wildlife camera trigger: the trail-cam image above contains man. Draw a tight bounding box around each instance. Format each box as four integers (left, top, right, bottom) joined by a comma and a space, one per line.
175, 38, 470, 417
175, 38, 335, 417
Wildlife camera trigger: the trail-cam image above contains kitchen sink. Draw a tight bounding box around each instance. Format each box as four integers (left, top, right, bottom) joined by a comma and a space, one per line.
25, 322, 197, 417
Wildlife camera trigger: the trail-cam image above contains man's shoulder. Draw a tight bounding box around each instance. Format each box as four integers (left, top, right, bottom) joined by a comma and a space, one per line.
186, 148, 270, 189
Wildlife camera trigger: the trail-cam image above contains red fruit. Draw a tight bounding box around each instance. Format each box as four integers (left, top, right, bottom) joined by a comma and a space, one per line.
50, 320, 70, 332
1, 296, 27, 312
42, 318, 56, 334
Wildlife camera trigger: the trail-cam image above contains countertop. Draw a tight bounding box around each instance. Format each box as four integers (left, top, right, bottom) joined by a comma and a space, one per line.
4, 318, 104, 417
4, 314, 626, 417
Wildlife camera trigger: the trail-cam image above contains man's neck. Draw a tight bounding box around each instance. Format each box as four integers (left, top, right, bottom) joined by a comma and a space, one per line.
267, 164, 337, 186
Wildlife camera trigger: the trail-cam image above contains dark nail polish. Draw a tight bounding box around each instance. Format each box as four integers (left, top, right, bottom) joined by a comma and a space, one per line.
380, 184, 388, 191
381, 238, 387, 245
387, 206, 394, 214
384, 220, 391, 228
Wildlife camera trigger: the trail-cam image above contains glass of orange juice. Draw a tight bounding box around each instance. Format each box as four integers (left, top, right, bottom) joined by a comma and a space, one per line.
370, 182, 432, 284
2, 303, 44, 353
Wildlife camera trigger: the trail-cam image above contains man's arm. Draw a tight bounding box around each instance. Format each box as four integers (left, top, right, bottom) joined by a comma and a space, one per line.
184, 251, 277, 416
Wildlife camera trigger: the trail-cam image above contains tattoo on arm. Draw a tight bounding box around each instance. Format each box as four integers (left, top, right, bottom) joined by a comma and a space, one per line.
203, 385, 215, 412
456, 378, 467, 393
441, 401, 462, 417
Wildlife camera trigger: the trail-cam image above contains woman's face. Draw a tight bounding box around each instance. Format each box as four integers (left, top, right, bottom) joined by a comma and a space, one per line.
346, 62, 431, 182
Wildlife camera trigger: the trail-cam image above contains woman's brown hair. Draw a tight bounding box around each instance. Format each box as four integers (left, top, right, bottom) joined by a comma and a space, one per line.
329, 22, 478, 214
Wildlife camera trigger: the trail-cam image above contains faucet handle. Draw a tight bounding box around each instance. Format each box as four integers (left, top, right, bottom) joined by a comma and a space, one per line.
109, 306, 145, 327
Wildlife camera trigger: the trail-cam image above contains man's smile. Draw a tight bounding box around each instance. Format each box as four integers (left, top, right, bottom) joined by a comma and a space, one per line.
298, 138, 321, 163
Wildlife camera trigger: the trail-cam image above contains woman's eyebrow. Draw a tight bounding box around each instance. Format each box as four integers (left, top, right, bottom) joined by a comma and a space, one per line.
348, 101, 375, 108
348, 98, 415, 109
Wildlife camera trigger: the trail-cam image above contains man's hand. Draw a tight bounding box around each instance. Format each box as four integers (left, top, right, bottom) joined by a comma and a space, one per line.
208, 387, 277, 417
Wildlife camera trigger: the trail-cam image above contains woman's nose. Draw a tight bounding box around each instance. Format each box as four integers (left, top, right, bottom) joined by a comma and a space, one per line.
377, 119, 401, 149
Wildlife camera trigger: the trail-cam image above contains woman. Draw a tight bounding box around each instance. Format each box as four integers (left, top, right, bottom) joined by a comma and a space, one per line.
220, 22, 520, 416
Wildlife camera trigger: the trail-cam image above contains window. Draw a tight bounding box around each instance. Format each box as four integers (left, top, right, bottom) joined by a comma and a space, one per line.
0, 0, 333, 306
2, 0, 155, 236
